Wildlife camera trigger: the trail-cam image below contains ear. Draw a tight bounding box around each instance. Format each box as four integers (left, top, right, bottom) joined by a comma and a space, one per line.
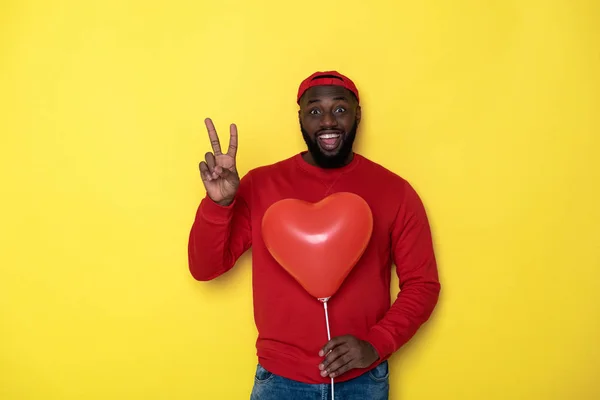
355, 105, 362, 125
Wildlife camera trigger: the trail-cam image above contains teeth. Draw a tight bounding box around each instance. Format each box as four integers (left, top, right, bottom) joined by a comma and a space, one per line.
319, 133, 340, 139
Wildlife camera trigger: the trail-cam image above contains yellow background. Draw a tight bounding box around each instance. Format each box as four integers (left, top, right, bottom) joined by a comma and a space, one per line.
1, 1, 599, 399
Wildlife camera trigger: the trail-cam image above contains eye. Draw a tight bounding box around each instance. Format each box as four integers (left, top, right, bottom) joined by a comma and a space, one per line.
309, 108, 321, 115
334, 106, 346, 113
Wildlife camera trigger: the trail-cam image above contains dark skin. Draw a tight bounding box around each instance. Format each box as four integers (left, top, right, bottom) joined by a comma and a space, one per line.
198, 118, 239, 206
200, 85, 379, 379
299, 86, 379, 378
298, 85, 361, 169
318, 335, 379, 379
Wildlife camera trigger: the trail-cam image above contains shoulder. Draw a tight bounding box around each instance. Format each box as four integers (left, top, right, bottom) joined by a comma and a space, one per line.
355, 153, 425, 208
356, 154, 410, 189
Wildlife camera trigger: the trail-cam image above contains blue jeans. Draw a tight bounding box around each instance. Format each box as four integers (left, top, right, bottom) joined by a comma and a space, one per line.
250, 361, 390, 400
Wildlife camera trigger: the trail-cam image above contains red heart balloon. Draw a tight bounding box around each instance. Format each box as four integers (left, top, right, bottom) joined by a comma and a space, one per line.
261, 192, 373, 300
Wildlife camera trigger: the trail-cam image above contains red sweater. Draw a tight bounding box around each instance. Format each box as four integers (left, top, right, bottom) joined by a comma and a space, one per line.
188, 152, 440, 384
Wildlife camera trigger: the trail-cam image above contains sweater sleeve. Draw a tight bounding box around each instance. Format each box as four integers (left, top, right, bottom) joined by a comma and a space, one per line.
187, 173, 253, 281
365, 181, 441, 360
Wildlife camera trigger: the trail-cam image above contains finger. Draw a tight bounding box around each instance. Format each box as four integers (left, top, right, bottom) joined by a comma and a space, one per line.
205, 118, 222, 155
199, 162, 212, 181
205, 153, 219, 179
321, 351, 351, 377
321, 352, 353, 377
214, 165, 225, 177
328, 358, 354, 378
319, 336, 345, 357
319, 345, 349, 372
205, 152, 216, 172
227, 123, 238, 158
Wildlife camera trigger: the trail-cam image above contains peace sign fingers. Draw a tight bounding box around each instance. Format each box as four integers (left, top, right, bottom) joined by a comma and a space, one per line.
204, 118, 223, 155
204, 118, 238, 160
199, 117, 241, 205
227, 123, 238, 158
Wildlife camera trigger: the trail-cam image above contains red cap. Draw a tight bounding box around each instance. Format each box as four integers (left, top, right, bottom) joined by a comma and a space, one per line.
297, 71, 359, 104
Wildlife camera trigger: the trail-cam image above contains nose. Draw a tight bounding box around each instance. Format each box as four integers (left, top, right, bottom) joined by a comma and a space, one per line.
320, 111, 338, 128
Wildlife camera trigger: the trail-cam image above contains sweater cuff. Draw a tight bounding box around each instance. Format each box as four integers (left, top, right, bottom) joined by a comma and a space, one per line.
197, 196, 236, 224
365, 326, 396, 361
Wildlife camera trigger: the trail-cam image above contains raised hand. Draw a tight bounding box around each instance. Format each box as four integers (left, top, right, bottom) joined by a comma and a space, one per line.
199, 118, 240, 206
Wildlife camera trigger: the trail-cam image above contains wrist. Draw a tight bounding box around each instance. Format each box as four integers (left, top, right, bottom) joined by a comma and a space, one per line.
207, 194, 235, 207
216, 198, 234, 207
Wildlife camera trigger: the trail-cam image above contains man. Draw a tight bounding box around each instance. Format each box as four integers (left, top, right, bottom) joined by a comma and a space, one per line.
188, 71, 440, 399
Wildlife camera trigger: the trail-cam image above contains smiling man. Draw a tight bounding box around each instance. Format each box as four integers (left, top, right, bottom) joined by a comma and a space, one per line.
188, 71, 441, 399
298, 72, 360, 169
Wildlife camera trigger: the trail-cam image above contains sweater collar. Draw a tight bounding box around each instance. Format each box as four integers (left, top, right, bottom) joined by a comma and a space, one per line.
293, 151, 361, 179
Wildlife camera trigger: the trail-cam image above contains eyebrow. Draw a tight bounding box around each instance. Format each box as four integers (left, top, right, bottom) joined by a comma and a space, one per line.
307, 96, 349, 104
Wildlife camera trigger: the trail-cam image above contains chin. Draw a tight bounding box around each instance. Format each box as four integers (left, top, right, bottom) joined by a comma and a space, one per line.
317, 145, 343, 157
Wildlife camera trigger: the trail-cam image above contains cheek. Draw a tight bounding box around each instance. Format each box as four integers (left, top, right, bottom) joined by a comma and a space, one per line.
338, 115, 355, 129
301, 119, 319, 134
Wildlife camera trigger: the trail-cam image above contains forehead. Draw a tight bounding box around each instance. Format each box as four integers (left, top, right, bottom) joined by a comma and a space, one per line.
301, 85, 355, 105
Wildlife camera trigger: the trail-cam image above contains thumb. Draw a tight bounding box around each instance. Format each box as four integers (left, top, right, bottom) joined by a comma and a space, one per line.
214, 165, 231, 178
215, 166, 239, 184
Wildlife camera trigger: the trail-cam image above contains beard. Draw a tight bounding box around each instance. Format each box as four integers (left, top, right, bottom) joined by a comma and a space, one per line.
301, 121, 358, 169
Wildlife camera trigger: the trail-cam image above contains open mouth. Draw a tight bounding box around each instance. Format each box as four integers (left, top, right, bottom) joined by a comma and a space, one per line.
317, 131, 343, 151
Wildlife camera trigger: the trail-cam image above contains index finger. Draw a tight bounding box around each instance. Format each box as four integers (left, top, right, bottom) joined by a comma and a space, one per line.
227, 123, 238, 158
319, 336, 345, 357
204, 118, 222, 155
